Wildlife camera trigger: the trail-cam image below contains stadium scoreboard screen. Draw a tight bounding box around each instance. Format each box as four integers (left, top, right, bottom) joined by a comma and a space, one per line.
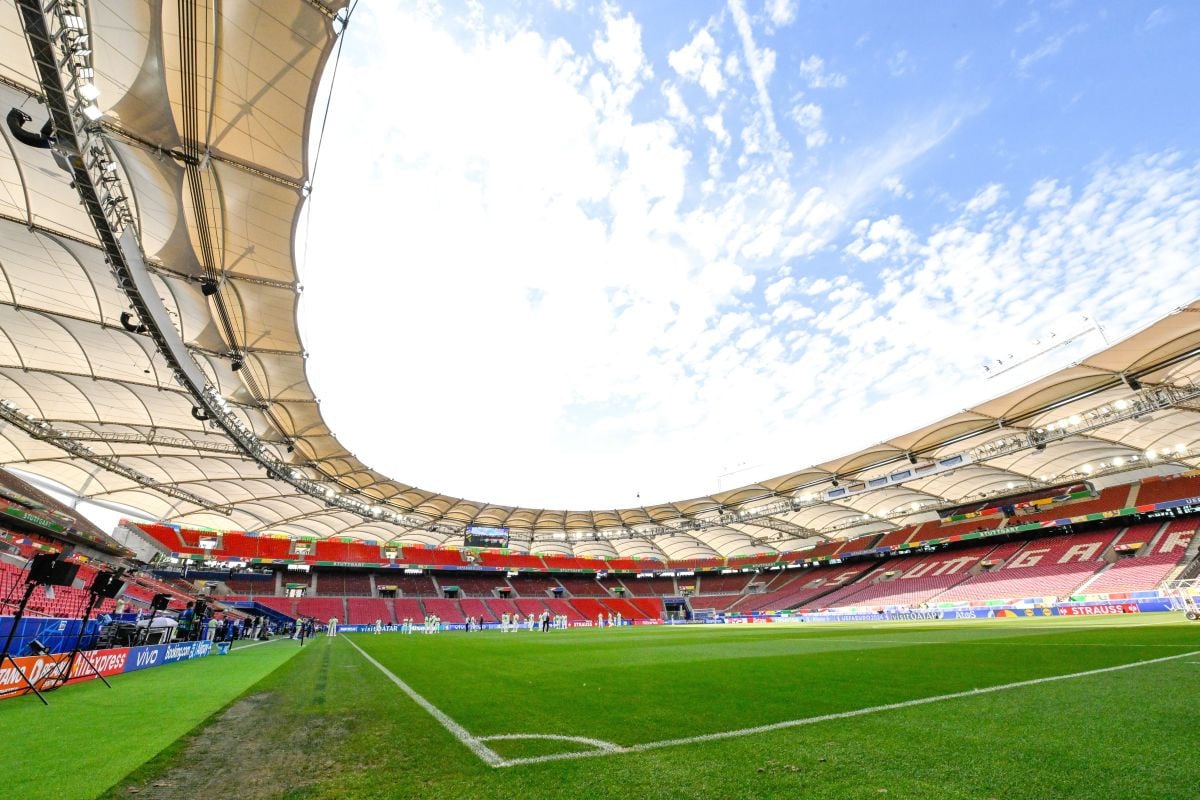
465, 525, 509, 548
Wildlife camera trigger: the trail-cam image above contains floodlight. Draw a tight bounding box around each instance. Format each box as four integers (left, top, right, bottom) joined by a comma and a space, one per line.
81, 104, 102, 121
78, 82, 101, 101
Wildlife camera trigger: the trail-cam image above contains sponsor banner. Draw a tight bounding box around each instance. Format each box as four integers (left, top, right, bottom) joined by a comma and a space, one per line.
0, 616, 84, 656
123, 640, 214, 673
124, 643, 168, 673
65, 647, 129, 684
992, 608, 1053, 618
0, 653, 68, 698
1059, 603, 1139, 616
161, 641, 213, 663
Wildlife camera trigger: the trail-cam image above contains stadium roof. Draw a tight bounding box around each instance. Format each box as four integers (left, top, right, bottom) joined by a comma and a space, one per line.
0, 1, 1197, 562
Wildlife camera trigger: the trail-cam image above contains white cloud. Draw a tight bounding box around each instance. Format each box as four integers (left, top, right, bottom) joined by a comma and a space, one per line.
764, 275, 795, 306
727, 0, 787, 167
1025, 178, 1071, 208
844, 214, 916, 262
1015, 11, 1040, 34
1143, 7, 1169, 31
887, 48, 914, 77
297, 6, 1199, 525
765, 0, 797, 29
661, 81, 692, 125
668, 27, 724, 98
882, 176, 911, 198
1014, 25, 1086, 75
593, 5, 651, 88
965, 183, 1004, 213
703, 109, 731, 146
790, 101, 828, 148
798, 54, 847, 89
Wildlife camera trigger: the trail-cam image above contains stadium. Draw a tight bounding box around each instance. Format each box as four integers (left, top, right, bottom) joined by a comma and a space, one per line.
1, 2, 1198, 799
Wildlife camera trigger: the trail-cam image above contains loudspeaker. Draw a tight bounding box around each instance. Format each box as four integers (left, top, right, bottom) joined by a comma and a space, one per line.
150, 593, 171, 611
47, 560, 79, 587
27, 552, 59, 584
91, 572, 126, 599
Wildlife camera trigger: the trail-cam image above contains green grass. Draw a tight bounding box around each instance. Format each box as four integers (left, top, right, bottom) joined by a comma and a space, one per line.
4, 639, 301, 800
7, 617, 1200, 799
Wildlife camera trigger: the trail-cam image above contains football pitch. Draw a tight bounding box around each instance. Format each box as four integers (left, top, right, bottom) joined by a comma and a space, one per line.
7, 616, 1200, 799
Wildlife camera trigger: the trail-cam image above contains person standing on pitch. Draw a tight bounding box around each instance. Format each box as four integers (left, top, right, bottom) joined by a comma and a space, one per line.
374, 618, 382, 635
328, 616, 338, 637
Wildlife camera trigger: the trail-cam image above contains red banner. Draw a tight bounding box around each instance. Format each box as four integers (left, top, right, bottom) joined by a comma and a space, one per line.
64, 647, 130, 684
1, 647, 131, 698
1062, 603, 1139, 616
0, 653, 68, 698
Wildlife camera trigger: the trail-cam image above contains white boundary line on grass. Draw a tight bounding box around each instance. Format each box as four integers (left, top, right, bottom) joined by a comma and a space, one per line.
229, 637, 287, 651
478, 733, 624, 752
344, 635, 1200, 769
342, 636, 505, 766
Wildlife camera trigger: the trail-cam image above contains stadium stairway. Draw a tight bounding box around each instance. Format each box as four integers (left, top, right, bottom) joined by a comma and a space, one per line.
628, 597, 663, 619
296, 597, 347, 622
393, 598, 426, 623
544, 597, 587, 622
346, 597, 394, 625
514, 598, 551, 618
483, 598, 518, 619
253, 596, 298, 618
569, 597, 611, 621
600, 597, 647, 619
422, 598, 467, 623
460, 598, 498, 622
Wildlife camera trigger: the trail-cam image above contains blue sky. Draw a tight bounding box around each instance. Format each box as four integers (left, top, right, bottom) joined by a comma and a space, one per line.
298, 0, 1200, 510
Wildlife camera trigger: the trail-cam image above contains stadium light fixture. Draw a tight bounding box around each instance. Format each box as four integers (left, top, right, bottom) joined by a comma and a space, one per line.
81, 104, 102, 121
78, 82, 101, 101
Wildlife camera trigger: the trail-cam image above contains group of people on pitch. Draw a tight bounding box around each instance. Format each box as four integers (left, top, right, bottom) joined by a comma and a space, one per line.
499, 611, 564, 632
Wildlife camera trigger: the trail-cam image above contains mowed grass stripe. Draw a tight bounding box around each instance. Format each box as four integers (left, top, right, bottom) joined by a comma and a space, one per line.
3, 638, 301, 800
497, 647, 1200, 766
95, 619, 1200, 799
347, 619, 1200, 746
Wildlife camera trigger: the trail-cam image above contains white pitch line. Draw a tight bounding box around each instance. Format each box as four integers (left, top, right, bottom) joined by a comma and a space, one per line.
497, 648, 1200, 768
344, 633, 1200, 770
343, 637, 504, 766
478, 733, 623, 752
809, 638, 1195, 649
228, 637, 287, 651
